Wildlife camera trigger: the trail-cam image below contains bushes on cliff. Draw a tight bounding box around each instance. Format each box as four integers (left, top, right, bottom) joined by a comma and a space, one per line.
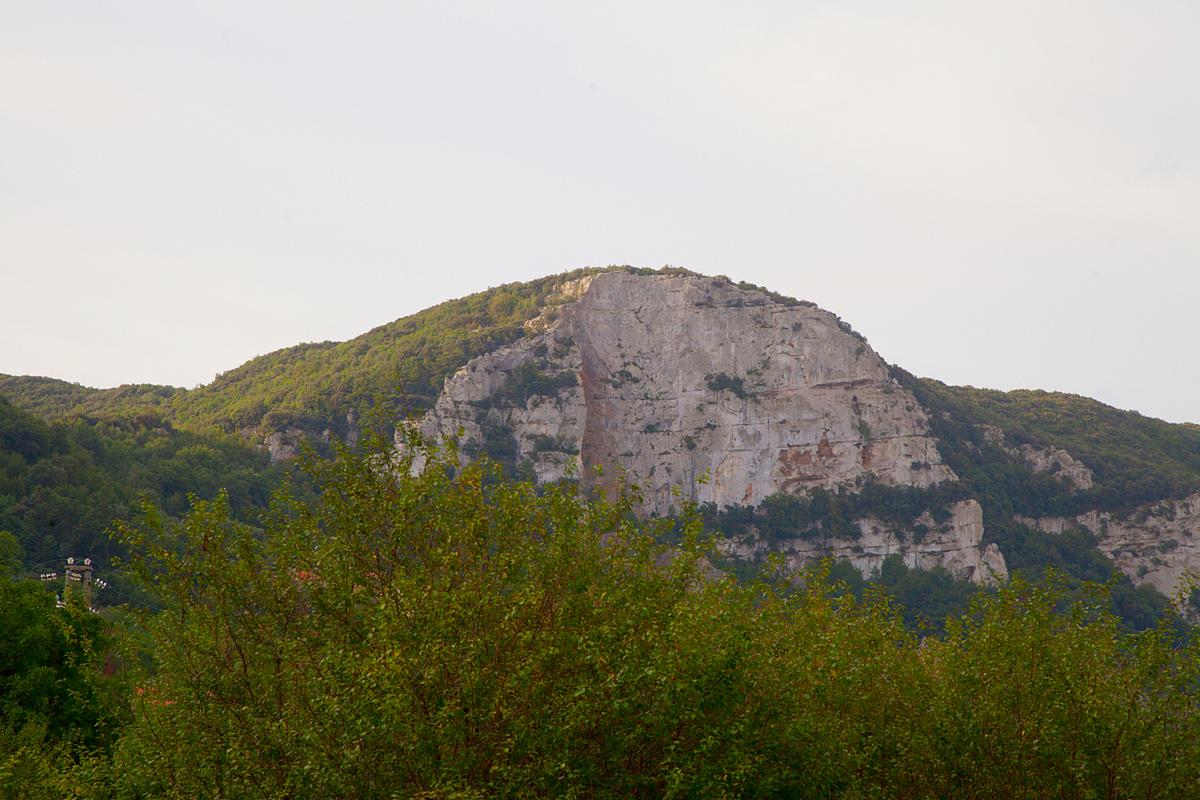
701, 479, 973, 543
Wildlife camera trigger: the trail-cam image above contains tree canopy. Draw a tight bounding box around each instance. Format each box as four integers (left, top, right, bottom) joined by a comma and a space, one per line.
4, 434, 1197, 798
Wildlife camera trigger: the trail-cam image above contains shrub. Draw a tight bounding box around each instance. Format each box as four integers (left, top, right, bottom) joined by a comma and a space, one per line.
704, 372, 748, 399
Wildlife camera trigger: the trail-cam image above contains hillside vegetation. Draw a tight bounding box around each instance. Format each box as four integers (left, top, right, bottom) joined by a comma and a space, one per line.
0, 396, 284, 599
0, 267, 851, 441
910, 377, 1200, 514
3, 269, 1199, 629
0, 269, 615, 438
5, 270, 1200, 795
5, 270, 1194, 505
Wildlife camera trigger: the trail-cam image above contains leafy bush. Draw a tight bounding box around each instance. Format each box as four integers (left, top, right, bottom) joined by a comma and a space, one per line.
704, 372, 748, 399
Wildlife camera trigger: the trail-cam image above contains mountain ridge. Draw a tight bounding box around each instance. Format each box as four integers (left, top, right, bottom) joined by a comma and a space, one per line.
3, 266, 1199, 623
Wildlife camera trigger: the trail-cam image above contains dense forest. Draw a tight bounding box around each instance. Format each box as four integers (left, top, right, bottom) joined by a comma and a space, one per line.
4, 435, 1200, 798
0, 395, 288, 606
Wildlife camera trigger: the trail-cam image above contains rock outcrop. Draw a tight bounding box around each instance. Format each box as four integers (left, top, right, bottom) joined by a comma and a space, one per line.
262, 428, 306, 463
978, 425, 1094, 491
719, 499, 1007, 586
1018, 493, 1200, 602
410, 271, 956, 515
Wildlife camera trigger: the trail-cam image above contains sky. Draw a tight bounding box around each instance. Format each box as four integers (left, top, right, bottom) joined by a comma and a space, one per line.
1, 1, 1197, 423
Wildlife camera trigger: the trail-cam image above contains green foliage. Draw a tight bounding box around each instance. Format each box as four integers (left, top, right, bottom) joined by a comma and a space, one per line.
0, 580, 121, 748
891, 368, 1190, 629
0, 267, 662, 440
875, 555, 979, 631
478, 422, 519, 475
0, 577, 131, 799
985, 519, 1175, 632
703, 480, 974, 543
813, 557, 980, 633
902, 371, 1200, 515
58, 436, 1197, 798
703, 372, 747, 399
485, 359, 578, 409
6, 271, 1200, 793
0, 378, 183, 427
0, 395, 284, 590
919, 580, 1200, 798
0, 533, 20, 578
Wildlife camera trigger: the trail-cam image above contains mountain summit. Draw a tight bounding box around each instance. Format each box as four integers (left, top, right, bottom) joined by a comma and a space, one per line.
412, 271, 952, 510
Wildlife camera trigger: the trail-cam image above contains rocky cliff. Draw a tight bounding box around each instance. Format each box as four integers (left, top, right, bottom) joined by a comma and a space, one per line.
1018, 493, 1200, 603
9, 266, 1200, 617
411, 272, 953, 509
720, 499, 1008, 586
406, 271, 993, 580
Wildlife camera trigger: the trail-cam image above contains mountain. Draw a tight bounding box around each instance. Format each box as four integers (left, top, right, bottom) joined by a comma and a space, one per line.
403, 271, 1007, 588
3, 266, 1198, 625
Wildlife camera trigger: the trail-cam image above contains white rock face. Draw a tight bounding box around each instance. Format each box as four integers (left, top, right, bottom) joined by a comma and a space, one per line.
412, 271, 956, 515
405, 271, 1007, 582
262, 428, 306, 463
1018, 493, 1200, 602
1016, 445, 1095, 491
718, 499, 1007, 586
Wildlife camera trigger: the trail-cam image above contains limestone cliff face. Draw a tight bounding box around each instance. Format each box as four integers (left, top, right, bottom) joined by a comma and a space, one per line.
1018, 493, 1200, 602
255, 418, 348, 464
262, 429, 306, 463
410, 272, 956, 516
719, 500, 1008, 586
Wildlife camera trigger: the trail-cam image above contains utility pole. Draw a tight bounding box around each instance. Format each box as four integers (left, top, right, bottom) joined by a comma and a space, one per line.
37, 557, 106, 611
63, 557, 94, 609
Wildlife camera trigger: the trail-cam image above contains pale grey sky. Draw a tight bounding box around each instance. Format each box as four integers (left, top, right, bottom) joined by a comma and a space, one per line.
2, 1, 1197, 422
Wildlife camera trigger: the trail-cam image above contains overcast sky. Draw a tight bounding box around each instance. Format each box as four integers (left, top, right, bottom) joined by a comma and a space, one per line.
2, 1, 1197, 422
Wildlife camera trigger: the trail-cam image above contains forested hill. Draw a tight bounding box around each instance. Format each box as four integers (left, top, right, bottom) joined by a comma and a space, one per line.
0, 270, 606, 439
903, 376, 1200, 515
4, 266, 1200, 630
5, 267, 1195, 491
0, 268, 825, 442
